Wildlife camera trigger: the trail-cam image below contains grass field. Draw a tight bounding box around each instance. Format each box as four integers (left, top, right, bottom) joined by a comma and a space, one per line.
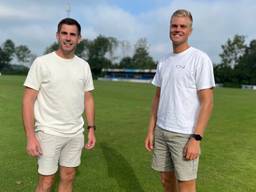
0, 75, 256, 192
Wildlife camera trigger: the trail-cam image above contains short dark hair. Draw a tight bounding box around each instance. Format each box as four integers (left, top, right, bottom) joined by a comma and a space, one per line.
57, 18, 81, 35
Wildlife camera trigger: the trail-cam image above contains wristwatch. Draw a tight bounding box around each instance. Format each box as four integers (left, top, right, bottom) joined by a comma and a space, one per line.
190, 134, 202, 141
87, 125, 96, 130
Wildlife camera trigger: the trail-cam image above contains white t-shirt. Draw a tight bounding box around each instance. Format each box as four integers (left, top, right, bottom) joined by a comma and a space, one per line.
152, 47, 215, 134
24, 52, 94, 137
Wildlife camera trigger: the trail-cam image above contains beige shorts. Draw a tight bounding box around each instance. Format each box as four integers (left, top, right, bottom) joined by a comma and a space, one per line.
152, 126, 199, 181
36, 131, 84, 175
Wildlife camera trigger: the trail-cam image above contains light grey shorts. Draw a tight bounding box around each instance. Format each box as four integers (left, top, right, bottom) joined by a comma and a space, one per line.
36, 131, 84, 175
152, 126, 199, 181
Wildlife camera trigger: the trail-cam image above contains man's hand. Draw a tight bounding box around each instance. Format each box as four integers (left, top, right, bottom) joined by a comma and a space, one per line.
183, 138, 200, 160
85, 129, 96, 150
26, 135, 42, 157
145, 132, 154, 151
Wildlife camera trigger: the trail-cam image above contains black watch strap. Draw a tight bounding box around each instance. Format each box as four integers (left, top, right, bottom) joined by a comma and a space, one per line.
87, 125, 96, 130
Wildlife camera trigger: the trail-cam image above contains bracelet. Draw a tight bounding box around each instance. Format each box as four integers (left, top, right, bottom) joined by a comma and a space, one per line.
87, 125, 96, 130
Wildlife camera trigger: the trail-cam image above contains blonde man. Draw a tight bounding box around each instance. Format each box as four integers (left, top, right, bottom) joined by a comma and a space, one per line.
145, 9, 215, 192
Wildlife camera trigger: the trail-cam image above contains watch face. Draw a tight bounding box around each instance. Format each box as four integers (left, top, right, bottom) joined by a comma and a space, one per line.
192, 134, 202, 141
195, 135, 201, 140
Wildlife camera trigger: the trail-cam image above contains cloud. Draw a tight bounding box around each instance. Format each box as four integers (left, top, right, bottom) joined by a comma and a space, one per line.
0, 5, 31, 19
78, 4, 142, 41
0, 0, 256, 63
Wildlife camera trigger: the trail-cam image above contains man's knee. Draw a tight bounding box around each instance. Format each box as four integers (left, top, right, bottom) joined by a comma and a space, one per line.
60, 167, 76, 183
178, 179, 196, 192
161, 174, 171, 186
37, 175, 55, 191
160, 171, 177, 191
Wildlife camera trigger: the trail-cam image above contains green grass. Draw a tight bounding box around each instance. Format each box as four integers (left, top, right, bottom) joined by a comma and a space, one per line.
0, 75, 255, 192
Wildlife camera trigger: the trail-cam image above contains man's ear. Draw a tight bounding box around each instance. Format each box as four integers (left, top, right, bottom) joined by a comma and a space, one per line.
78, 35, 82, 43
189, 27, 193, 36
56, 32, 60, 41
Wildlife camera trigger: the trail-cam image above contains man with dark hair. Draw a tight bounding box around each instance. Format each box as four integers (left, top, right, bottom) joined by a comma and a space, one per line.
22, 18, 96, 192
57, 18, 81, 35
145, 9, 215, 192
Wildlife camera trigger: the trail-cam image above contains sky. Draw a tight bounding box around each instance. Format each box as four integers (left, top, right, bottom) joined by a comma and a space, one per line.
0, 0, 256, 64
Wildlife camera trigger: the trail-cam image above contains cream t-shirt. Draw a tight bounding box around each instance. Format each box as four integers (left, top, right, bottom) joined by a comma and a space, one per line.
24, 52, 94, 137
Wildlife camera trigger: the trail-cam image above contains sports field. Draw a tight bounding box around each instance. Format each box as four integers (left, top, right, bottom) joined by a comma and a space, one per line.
0, 75, 255, 192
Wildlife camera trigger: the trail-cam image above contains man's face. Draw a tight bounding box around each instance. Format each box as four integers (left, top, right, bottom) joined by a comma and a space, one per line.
169, 16, 192, 47
56, 24, 81, 53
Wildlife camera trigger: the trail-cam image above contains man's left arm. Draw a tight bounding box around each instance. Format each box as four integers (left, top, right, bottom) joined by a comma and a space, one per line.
84, 91, 96, 149
184, 88, 214, 160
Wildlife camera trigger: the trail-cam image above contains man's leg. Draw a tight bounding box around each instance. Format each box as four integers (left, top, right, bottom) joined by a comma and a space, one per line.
152, 127, 177, 191
58, 166, 76, 192
36, 174, 55, 192
178, 179, 196, 192
35, 132, 60, 192
160, 171, 178, 192
58, 134, 84, 192
165, 131, 198, 192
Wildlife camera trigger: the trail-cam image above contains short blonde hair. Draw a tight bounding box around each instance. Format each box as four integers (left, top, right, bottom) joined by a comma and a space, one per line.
171, 9, 193, 27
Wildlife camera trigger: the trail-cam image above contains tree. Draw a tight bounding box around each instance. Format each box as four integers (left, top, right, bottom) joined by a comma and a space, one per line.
0, 39, 16, 71
2, 39, 15, 62
0, 47, 10, 71
15, 45, 33, 66
219, 34, 246, 68
0, 40, 16, 71
86, 35, 117, 77
132, 38, 156, 69
119, 56, 133, 68
214, 64, 234, 84
105, 37, 118, 63
119, 40, 131, 58
235, 39, 256, 84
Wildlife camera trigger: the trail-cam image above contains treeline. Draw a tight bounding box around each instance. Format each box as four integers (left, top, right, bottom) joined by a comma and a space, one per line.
214, 35, 256, 86
0, 36, 155, 77
1, 34, 256, 87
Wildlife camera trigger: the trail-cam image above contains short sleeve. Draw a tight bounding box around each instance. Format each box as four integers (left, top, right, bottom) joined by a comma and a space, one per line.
152, 62, 161, 87
84, 64, 94, 92
195, 55, 215, 90
24, 58, 43, 91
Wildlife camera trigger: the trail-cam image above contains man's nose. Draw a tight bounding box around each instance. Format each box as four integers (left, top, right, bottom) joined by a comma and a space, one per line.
66, 34, 71, 41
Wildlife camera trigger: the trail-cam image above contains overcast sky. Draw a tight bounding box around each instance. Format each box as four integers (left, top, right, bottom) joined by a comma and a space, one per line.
0, 0, 256, 63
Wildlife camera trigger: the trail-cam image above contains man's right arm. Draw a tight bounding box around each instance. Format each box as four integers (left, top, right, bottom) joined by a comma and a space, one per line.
144, 87, 160, 151
22, 87, 42, 157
